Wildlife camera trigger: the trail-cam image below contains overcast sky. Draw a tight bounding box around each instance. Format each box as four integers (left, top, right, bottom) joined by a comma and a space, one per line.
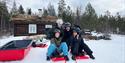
7, 0, 125, 16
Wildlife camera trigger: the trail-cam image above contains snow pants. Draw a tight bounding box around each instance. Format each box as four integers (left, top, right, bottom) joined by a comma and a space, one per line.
47, 42, 68, 57
71, 40, 93, 56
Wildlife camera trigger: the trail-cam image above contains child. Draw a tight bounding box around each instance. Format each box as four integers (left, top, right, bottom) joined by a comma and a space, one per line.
46, 29, 69, 61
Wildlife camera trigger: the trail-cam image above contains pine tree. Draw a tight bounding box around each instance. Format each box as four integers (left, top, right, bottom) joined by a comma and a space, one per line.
115, 12, 125, 34
10, 0, 18, 16
27, 8, 32, 15
58, 0, 66, 18
18, 5, 25, 14
61, 5, 73, 23
43, 8, 48, 17
48, 3, 56, 16
81, 3, 98, 30
75, 7, 81, 25
65, 6, 73, 23
0, 1, 10, 32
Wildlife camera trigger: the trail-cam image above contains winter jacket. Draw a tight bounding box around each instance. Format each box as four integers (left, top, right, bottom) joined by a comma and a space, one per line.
69, 35, 93, 56
51, 37, 62, 47
69, 35, 82, 47
62, 29, 73, 42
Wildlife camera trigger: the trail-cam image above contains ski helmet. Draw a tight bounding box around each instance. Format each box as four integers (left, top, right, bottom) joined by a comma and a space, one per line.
73, 27, 81, 34
65, 22, 71, 28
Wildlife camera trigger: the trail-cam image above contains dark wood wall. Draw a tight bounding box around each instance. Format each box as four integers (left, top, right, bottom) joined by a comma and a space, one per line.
13, 21, 56, 36
14, 24, 28, 36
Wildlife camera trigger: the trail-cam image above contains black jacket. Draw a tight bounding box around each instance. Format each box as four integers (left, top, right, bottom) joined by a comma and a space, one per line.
69, 35, 83, 47
62, 29, 72, 43
69, 35, 93, 55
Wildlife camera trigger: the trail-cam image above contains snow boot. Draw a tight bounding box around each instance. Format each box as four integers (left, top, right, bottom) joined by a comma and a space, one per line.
79, 52, 85, 56
89, 54, 95, 60
64, 56, 69, 61
72, 55, 76, 60
46, 56, 50, 61
32, 42, 36, 47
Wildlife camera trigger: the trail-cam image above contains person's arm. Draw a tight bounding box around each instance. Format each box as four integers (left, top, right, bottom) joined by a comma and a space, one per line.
60, 29, 64, 38
50, 38, 55, 44
80, 37, 85, 43
69, 37, 73, 47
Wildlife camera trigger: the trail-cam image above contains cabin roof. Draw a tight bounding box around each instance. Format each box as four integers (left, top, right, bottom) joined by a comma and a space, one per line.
11, 14, 58, 23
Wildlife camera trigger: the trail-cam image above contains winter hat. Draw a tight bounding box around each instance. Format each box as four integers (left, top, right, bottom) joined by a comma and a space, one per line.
54, 29, 61, 33
65, 22, 71, 27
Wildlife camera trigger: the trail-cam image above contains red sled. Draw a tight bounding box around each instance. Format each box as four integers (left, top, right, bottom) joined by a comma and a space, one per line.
51, 57, 65, 62
35, 44, 48, 48
0, 40, 32, 61
76, 55, 89, 59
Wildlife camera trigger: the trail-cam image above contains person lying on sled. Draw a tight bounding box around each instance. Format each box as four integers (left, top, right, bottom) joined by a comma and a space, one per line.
69, 28, 95, 60
46, 29, 69, 61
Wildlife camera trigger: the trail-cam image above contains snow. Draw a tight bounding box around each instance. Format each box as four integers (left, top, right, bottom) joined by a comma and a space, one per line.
91, 32, 103, 37
0, 34, 125, 63
83, 34, 125, 63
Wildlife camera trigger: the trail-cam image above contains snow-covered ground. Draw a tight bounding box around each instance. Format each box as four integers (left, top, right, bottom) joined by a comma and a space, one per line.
0, 34, 125, 63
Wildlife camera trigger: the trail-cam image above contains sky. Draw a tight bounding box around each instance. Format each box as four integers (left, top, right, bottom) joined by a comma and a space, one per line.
6, 0, 125, 16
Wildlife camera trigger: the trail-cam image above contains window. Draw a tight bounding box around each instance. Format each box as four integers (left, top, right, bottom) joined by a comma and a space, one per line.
45, 25, 52, 28
29, 24, 37, 33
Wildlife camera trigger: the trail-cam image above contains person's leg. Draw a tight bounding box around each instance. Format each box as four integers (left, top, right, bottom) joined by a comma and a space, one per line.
80, 40, 95, 59
78, 44, 85, 56
59, 42, 69, 61
71, 42, 79, 56
47, 44, 56, 57
71, 42, 80, 60
66, 39, 71, 51
52, 49, 60, 57
80, 41, 93, 55
59, 42, 68, 56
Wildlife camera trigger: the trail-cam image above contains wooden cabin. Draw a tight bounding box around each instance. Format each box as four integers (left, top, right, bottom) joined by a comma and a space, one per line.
11, 14, 57, 36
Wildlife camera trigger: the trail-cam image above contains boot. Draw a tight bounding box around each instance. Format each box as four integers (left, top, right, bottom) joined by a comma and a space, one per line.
46, 56, 50, 61
89, 54, 95, 60
72, 55, 76, 60
79, 52, 85, 56
64, 56, 69, 61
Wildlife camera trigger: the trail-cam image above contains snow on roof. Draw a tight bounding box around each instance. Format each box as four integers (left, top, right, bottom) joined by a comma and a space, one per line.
11, 14, 58, 22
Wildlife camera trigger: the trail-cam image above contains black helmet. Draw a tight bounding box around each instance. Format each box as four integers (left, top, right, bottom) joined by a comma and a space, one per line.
73, 27, 81, 34
54, 29, 61, 33
73, 24, 81, 30
65, 22, 71, 27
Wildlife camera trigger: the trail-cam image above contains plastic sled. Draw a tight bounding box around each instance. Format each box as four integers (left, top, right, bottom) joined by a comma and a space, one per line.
0, 40, 32, 61
35, 44, 48, 48
51, 57, 65, 62
76, 55, 89, 59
